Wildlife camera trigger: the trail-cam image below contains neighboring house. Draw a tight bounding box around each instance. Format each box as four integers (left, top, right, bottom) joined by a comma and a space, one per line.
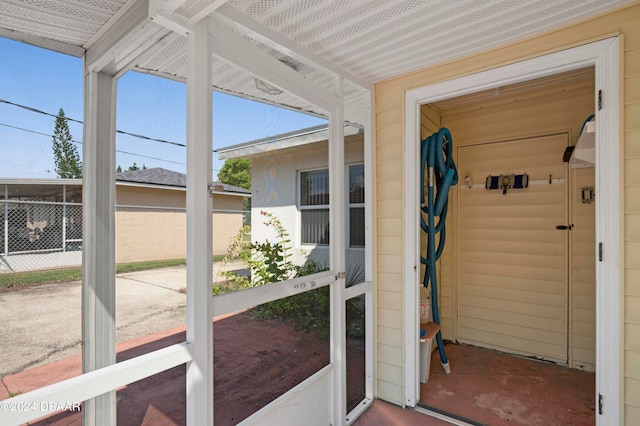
0, 168, 249, 272
115, 168, 250, 259
218, 124, 364, 277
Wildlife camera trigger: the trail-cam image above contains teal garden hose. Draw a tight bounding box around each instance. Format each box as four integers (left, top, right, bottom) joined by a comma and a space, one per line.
420, 128, 458, 373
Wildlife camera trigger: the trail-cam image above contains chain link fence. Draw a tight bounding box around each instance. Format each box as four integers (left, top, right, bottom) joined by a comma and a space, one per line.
1, 182, 250, 274
1, 185, 83, 274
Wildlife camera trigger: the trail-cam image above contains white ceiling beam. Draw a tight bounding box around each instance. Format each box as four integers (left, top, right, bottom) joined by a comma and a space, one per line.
213, 4, 372, 91
150, 0, 226, 24
85, 0, 169, 76
182, 0, 228, 24
160, 0, 187, 14
149, 10, 193, 36
208, 18, 339, 114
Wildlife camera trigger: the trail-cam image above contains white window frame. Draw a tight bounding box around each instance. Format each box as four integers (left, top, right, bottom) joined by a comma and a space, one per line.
299, 167, 331, 246
298, 163, 366, 249
347, 163, 365, 250
403, 37, 621, 425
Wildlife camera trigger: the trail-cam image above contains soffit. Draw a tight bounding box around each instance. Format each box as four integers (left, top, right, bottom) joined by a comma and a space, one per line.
0, 0, 633, 125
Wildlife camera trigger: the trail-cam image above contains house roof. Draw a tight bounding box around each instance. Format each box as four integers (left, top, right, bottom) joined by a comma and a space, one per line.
218, 123, 362, 160
116, 167, 250, 195
1, 1, 634, 126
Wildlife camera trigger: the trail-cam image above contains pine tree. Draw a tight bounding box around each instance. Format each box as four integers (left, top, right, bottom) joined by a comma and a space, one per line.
52, 108, 82, 178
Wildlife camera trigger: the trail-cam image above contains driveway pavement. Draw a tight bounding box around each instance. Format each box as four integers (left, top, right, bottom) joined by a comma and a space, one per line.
0, 260, 246, 377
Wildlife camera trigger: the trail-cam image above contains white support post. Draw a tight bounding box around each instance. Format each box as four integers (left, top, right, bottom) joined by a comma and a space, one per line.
82, 69, 117, 425
363, 88, 375, 401
329, 77, 347, 425
185, 17, 214, 426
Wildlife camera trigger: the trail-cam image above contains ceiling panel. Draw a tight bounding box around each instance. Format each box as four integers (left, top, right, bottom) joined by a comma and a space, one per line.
0, 0, 634, 124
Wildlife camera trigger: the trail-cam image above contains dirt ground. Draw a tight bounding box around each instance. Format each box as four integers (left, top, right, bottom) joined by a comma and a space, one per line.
23, 311, 365, 426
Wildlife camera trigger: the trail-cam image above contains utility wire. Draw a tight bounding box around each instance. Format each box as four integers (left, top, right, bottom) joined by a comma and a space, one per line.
0, 122, 187, 166
0, 122, 220, 171
1, 98, 222, 163
0, 98, 193, 149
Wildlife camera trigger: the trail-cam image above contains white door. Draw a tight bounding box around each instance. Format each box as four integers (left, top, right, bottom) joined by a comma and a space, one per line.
456, 134, 569, 363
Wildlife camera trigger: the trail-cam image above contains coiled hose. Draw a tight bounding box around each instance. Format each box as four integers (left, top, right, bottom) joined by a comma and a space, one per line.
420, 128, 458, 374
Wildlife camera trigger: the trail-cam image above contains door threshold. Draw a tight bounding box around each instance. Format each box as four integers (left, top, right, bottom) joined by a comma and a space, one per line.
416, 403, 484, 426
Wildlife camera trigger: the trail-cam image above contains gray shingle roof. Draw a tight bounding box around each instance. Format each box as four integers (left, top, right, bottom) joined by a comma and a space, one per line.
116, 168, 250, 194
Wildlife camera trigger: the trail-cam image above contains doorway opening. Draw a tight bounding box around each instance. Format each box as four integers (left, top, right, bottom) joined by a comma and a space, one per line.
404, 38, 621, 425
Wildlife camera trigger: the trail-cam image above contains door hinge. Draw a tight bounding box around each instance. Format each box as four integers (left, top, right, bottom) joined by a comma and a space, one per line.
335, 271, 346, 280
599, 242, 603, 262
598, 393, 603, 415
598, 90, 603, 110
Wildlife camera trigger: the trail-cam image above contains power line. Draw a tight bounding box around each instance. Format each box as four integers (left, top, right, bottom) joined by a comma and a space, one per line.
0, 98, 188, 148
0, 122, 220, 171
0, 122, 186, 166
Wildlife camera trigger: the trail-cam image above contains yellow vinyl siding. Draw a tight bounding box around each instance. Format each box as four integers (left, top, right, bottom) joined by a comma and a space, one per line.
627, 13, 640, 418
571, 167, 596, 370
376, 77, 406, 405
440, 77, 594, 366
456, 135, 568, 362
373, 3, 640, 414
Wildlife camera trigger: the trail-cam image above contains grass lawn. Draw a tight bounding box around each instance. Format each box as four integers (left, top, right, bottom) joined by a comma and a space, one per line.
0, 255, 227, 291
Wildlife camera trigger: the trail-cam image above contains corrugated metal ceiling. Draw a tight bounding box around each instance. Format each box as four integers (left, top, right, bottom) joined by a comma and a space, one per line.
0, 0, 634, 124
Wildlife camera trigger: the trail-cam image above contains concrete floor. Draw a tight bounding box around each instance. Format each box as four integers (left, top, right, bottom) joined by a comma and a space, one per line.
420, 343, 596, 425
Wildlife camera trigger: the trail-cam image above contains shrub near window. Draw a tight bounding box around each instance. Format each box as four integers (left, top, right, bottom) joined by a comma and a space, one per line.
223, 210, 300, 287
221, 211, 363, 338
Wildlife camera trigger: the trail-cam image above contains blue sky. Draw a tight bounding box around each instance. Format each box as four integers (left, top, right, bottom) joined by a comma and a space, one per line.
0, 37, 326, 179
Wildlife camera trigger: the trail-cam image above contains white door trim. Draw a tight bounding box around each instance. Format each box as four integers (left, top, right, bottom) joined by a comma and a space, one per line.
403, 37, 621, 425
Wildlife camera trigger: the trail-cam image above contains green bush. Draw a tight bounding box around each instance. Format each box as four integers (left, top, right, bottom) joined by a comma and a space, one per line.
221, 211, 365, 338
223, 211, 299, 287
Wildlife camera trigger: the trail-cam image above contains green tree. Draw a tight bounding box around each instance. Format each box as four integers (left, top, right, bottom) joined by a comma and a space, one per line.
218, 158, 251, 190
52, 108, 82, 178
117, 163, 147, 172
